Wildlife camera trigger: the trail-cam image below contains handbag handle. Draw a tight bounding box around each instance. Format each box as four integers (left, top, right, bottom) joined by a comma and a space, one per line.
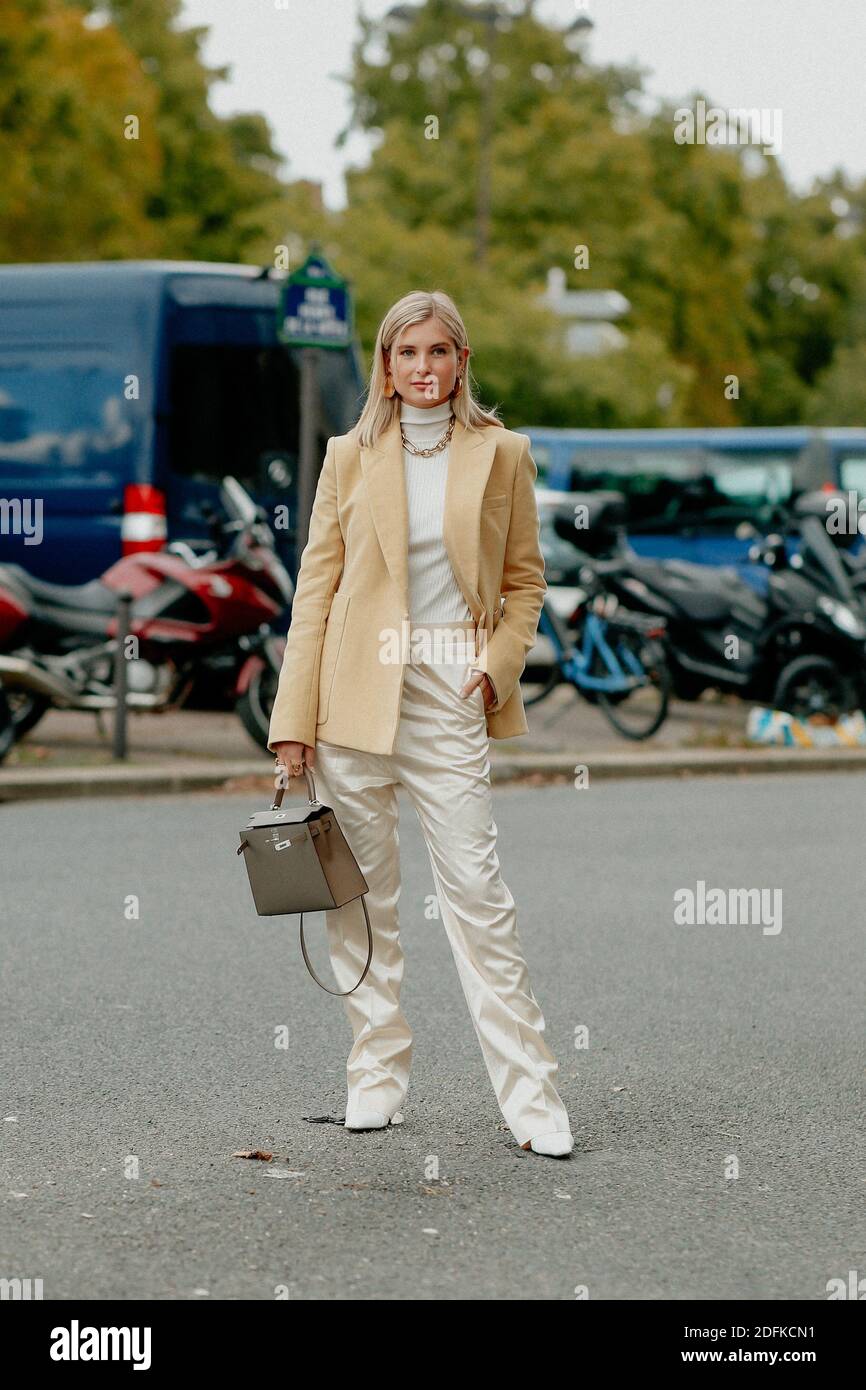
272, 763, 318, 810
299, 896, 374, 996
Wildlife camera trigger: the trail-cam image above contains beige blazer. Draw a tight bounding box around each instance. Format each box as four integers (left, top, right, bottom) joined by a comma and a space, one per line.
266, 416, 547, 756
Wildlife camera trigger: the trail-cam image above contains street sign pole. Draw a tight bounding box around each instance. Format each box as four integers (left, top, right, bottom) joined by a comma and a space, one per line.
277, 248, 354, 581
297, 347, 320, 565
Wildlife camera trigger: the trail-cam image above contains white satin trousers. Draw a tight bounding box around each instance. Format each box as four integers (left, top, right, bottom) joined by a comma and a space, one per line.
311, 623, 571, 1148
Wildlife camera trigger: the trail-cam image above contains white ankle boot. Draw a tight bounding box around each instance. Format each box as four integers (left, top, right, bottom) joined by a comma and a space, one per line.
522, 1130, 574, 1157
344, 1109, 404, 1131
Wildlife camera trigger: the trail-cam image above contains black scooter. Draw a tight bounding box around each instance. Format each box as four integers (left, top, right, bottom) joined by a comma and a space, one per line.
552, 492, 866, 720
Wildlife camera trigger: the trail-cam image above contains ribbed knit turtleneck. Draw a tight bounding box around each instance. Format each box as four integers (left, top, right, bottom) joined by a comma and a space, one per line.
398, 396, 473, 627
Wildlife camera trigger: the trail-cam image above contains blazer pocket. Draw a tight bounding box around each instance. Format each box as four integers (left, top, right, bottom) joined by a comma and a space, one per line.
481, 492, 508, 510
317, 591, 350, 725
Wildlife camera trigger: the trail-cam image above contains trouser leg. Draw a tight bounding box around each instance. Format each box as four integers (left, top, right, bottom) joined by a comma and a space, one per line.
395, 659, 572, 1148
313, 748, 411, 1120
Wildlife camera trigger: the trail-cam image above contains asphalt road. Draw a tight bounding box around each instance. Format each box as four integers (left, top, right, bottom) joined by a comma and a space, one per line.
1, 774, 863, 1301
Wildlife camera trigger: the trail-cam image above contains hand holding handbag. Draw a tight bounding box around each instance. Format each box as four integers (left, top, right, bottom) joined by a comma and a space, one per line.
236, 765, 373, 996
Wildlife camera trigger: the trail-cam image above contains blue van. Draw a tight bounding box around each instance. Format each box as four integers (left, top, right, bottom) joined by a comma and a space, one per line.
0, 262, 365, 582
522, 426, 866, 570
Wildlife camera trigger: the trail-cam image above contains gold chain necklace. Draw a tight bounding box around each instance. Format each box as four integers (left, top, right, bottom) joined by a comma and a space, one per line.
400, 414, 456, 458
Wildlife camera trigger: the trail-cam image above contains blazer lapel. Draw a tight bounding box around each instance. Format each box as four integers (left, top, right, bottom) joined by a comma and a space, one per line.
359, 417, 497, 618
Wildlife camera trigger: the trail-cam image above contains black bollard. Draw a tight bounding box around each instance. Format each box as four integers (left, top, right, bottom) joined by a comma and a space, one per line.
113, 591, 133, 761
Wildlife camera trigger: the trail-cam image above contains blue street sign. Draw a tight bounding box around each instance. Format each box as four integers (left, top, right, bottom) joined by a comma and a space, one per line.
277, 251, 353, 350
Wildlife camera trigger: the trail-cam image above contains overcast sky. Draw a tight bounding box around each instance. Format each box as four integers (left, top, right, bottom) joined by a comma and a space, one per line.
180, 0, 866, 208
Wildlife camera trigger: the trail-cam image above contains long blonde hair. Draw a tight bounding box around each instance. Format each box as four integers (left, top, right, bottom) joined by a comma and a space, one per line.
354, 290, 502, 448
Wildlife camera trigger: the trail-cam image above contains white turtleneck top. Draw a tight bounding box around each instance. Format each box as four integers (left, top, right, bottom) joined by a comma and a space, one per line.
399, 397, 474, 628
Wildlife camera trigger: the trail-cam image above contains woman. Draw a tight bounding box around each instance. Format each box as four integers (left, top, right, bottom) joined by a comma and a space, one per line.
269, 289, 573, 1158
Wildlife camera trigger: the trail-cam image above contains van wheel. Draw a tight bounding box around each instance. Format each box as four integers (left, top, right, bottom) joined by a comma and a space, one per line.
236, 666, 278, 752
0, 689, 16, 763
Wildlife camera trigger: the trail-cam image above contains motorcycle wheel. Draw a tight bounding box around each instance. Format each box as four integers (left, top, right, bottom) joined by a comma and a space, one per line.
596, 631, 672, 740
671, 671, 707, 702
8, 690, 51, 739
236, 664, 279, 752
0, 687, 16, 763
772, 655, 858, 721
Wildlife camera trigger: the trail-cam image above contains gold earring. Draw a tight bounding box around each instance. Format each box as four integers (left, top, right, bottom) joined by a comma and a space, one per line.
384, 372, 395, 399
452, 375, 463, 398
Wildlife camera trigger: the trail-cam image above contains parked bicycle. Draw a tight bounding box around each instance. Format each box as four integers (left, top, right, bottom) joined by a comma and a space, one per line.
522, 563, 671, 740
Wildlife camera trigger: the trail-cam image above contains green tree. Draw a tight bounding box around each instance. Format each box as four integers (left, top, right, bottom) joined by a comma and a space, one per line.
333, 0, 865, 428
0, 0, 329, 266
332, 2, 768, 424
806, 343, 866, 424
68, 0, 289, 260
329, 2, 692, 424
0, 0, 162, 260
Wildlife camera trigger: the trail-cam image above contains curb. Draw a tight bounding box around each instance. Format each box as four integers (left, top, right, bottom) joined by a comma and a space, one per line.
493, 747, 866, 781
2, 746, 866, 802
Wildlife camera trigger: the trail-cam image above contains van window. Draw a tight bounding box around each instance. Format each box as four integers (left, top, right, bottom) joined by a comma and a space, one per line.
563, 448, 794, 530
704, 455, 793, 508
839, 456, 866, 497
168, 343, 299, 492
565, 451, 703, 530
0, 358, 131, 473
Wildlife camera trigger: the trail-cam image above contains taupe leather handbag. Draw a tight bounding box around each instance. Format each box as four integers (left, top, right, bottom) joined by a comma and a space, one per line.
236, 766, 373, 996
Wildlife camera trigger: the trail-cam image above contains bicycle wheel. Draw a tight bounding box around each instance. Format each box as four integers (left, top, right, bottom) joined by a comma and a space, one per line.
520, 662, 562, 707
521, 602, 568, 707
595, 630, 671, 740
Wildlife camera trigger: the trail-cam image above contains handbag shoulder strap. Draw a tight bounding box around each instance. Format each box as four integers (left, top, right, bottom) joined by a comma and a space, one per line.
273, 764, 373, 995
299, 896, 374, 996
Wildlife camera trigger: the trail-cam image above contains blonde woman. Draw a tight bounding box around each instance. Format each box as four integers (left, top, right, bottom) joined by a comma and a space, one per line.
269, 289, 573, 1158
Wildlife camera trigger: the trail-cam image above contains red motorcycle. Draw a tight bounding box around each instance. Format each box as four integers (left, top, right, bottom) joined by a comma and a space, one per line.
0, 478, 291, 761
